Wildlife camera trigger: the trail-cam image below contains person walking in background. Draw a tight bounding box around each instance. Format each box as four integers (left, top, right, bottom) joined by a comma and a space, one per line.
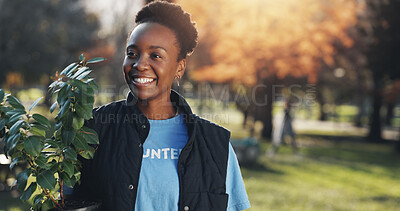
269, 98, 299, 156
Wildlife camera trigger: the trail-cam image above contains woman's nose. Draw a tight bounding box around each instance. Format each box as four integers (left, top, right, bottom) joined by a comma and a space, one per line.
133, 56, 149, 71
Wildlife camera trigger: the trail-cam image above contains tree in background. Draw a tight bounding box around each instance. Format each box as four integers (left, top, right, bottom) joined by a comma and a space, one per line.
361, 0, 400, 140
0, 0, 99, 88
180, 0, 359, 138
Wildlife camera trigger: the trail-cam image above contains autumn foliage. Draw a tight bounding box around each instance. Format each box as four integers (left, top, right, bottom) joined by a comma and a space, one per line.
180, 0, 361, 84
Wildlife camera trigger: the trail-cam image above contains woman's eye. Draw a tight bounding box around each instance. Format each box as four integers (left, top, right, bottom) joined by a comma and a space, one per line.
151, 53, 162, 59
127, 52, 137, 57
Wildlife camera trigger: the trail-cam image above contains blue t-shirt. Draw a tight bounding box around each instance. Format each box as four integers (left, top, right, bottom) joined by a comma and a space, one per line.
134, 114, 250, 211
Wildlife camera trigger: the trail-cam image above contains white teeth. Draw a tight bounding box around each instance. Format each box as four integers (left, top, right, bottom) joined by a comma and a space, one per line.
134, 78, 154, 84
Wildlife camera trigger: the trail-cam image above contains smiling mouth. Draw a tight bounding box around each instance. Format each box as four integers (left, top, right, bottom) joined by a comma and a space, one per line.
131, 77, 156, 85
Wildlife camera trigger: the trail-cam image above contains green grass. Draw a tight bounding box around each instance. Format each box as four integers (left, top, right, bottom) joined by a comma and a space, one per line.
242, 138, 400, 211
201, 107, 400, 210
2, 138, 399, 211
2, 95, 400, 210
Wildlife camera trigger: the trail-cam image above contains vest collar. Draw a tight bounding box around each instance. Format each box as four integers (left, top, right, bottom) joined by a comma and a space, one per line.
125, 89, 193, 116
124, 89, 196, 150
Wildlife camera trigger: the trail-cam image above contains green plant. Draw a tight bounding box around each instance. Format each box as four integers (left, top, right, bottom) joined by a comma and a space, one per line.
0, 54, 104, 210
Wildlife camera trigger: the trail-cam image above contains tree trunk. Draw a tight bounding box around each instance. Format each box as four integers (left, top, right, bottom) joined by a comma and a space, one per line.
354, 96, 363, 127
253, 77, 274, 139
385, 101, 395, 126
261, 100, 273, 139
367, 78, 383, 141
316, 86, 327, 121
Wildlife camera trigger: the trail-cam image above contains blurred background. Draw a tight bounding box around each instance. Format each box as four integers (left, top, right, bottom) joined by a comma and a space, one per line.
1, 0, 400, 210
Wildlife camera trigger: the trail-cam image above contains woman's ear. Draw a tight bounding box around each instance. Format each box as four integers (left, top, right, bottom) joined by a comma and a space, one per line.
176, 59, 186, 78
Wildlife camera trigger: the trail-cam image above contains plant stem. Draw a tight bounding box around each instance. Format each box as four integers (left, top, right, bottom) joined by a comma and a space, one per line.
23, 151, 61, 209
42, 188, 62, 209
60, 179, 65, 207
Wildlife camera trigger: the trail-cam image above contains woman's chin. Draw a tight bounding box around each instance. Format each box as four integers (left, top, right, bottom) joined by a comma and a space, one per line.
136, 91, 158, 102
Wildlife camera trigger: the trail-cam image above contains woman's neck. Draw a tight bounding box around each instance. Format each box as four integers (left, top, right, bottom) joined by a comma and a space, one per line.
137, 96, 177, 120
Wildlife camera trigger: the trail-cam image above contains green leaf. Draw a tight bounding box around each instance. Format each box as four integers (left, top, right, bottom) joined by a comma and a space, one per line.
58, 99, 71, 119
3, 134, 10, 148
30, 122, 48, 131
69, 79, 86, 90
46, 139, 61, 148
0, 89, 4, 101
75, 88, 95, 106
37, 170, 56, 190
24, 136, 43, 157
55, 121, 62, 130
72, 115, 84, 129
79, 149, 95, 159
73, 133, 90, 151
86, 57, 105, 64
10, 157, 24, 170
82, 86, 94, 96
57, 84, 71, 106
48, 80, 59, 89
29, 126, 46, 137
6, 133, 21, 151
29, 97, 43, 112
15, 142, 24, 151
32, 114, 51, 129
60, 62, 78, 76
0, 118, 5, 130
75, 103, 92, 119
41, 198, 55, 210
71, 67, 90, 79
6, 95, 25, 109
86, 96, 94, 104
20, 182, 37, 201
63, 112, 74, 130
36, 155, 50, 170
76, 70, 92, 80
79, 53, 84, 61
78, 127, 99, 145
9, 119, 25, 135
63, 147, 77, 161
61, 128, 76, 145
62, 172, 76, 188
88, 79, 99, 91
0, 127, 5, 138
1, 106, 12, 114
6, 108, 26, 117
49, 162, 59, 173
54, 128, 62, 140
8, 112, 25, 125
50, 101, 58, 113
62, 161, 74, 177
33, 193, 45, 206
16, 169, 32, 192
84, 78, 94, 84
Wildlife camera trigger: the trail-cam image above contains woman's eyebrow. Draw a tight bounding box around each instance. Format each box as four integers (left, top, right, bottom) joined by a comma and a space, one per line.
149, 45, 167, 52
126, 44, 137, 50
126, 44, 167, 52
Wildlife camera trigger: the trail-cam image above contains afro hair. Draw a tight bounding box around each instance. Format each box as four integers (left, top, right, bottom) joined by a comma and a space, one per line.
135, 1, 198, 60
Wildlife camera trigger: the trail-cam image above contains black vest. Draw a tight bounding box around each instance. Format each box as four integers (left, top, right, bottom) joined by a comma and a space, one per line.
74, 90, 230, 211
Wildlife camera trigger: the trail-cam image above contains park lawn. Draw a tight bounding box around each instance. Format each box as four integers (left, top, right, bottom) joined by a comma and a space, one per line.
1, 136, 399, 211
241, 138, 400, 211
1, 99, 400, 210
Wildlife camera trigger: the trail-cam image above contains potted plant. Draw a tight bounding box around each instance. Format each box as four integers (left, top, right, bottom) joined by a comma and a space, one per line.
0, 54, 104, 210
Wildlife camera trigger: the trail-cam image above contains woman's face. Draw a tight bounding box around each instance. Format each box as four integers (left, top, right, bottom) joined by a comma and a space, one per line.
123, 22, 185, 102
